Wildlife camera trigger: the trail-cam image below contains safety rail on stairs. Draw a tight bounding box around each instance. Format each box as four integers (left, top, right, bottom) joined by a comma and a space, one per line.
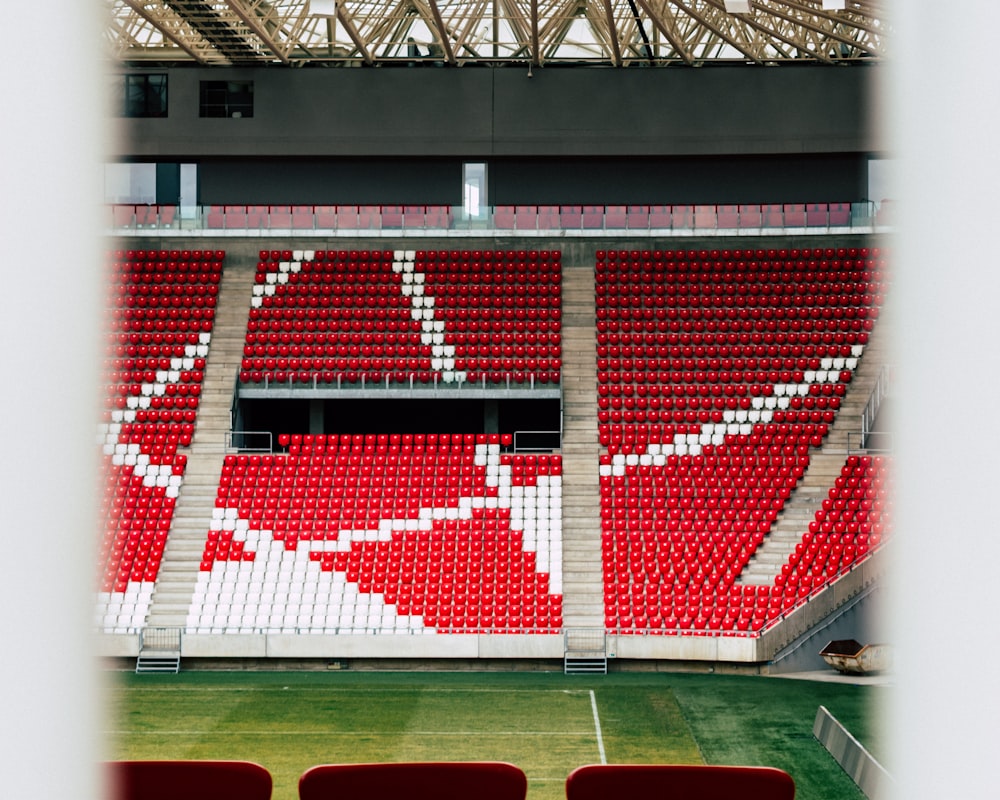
861, 365, 892, 450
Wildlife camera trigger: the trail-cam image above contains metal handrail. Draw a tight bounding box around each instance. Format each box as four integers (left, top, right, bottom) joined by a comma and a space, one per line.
861, 365, 892, 449
225, 430, 273, 452
513, 429, 561, 452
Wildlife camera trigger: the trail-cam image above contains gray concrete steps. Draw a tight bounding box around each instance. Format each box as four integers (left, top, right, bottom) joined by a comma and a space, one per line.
559, 263, 604, 627
740, 317, 891, 585
141, 245, 889, 635
146, 258, 255, 626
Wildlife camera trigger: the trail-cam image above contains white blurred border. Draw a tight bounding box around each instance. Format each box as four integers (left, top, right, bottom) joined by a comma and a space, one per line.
888, 2, 1000, 798
0, 3, 105, 798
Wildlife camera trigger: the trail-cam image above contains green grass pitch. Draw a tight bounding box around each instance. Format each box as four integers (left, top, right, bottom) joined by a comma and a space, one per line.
105, 671, 888, 800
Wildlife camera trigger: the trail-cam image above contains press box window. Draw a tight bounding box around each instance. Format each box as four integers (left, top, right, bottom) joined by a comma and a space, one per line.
200, 81, 254, 118
113, 74, 167, 117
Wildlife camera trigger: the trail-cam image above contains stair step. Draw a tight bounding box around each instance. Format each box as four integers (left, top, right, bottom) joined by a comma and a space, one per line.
136, 654, 181, 674
564, 657, 607, 675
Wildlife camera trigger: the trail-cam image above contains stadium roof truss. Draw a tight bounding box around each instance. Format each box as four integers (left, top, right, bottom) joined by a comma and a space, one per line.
105, 0, 887, 67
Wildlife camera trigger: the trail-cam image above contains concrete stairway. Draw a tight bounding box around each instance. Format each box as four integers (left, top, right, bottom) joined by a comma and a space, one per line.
740, 317, 891, 585
558, 262, 604, 630
145, 257, 254, 626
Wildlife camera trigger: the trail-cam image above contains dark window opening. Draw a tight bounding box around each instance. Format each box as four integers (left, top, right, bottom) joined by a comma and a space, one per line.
200, 81, 254, 118
236, 398, 561, 451
114, 74, 167, 118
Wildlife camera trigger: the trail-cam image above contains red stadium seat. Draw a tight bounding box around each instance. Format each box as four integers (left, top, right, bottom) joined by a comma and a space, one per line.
515, 205, 538, 230
738, 203, 762, 227
649, 206, 671, 228
693, 204, 717, 228
626, 205, 649, 229
783, 203, 806, 226
566, 764, 795, 800
762, 204, 783, 226
717, 204, 740, 227
829, 201, 851, 225
537, 205, 560, 228
559, 205, 582, 227
381, 205, 404, 227
291, 205, 314, 229
269, 205, 293, 227
494, 205, 516, 228
582, 205, 604, 228
670, 205, 694, 227
605, 205, 628, 228
298, 762, 527, 800
108, 760, 272, 800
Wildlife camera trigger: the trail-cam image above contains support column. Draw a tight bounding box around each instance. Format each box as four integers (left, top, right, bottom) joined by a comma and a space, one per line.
309, 398, 325, 435
484, 398, 499, 434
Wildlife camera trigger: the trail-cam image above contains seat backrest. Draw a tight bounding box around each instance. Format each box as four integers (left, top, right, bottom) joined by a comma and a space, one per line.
299, 762, 527, 800
108, 760, 272, 800
565, 764, 795, 800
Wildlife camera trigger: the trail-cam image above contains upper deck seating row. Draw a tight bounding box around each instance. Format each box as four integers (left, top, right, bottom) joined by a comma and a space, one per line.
494, 203, 853, 230
597, 247, 889, 634
96, 250, 224, 632
203, 204, 454, 230
187, 436, 563, 634
118, 201, 851, 232
240, 249, 561, 387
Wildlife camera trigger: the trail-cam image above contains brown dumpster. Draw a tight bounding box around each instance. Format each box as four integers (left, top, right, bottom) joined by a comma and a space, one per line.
819, 639, 892, 675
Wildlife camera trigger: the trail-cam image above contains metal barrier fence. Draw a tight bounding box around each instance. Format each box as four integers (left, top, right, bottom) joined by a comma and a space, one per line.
226, 430, 273, 452
861, 364, 893, 449
564, 628, 608, 654
139, 626, 182, 651
239, 373, 559, 391
513, 430, 561, 452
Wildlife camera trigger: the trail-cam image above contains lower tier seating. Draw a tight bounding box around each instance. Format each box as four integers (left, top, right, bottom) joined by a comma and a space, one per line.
597, 246, 890, 635
186, 436, 563, 634
602, 445, 891, 634
95, 249, 224, 632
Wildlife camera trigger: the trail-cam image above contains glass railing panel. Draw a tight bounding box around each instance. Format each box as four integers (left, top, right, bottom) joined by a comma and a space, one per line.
107, 201, 882, 234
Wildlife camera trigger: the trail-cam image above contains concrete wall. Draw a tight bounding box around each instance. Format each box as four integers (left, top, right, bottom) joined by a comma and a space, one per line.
767, 585, 888, 674
115, 66, 878, 158
95, 550, 883, 665
98, 633, 564, 660
112, 65, 880, 205
756, 547, 887, 666
814, 705, 893, 799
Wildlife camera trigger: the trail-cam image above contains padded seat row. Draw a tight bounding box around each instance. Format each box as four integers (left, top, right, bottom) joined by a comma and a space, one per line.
242, 249, 561, 387
598, 248, 886, 636
189, 439, 563, 635
107, 760, 794, 800
96, 251, 225, 632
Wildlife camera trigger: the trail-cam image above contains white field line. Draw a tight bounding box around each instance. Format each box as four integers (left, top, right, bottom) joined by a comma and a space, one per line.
589, 690, 607, 765
117, 686, 590, 694
108, 729, 594, 736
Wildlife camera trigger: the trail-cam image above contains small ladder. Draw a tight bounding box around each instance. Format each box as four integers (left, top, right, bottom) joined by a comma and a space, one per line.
136, 626, 182, 675
135, 654, 181, 674
564, 629, 608, 675
564, 656, 608, 675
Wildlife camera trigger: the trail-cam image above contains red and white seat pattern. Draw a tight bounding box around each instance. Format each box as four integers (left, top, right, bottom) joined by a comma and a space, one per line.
598, 246, 889, 635
778, 455, 891, 593
187, 435, 563, 634
240, 248, 561, 386
95, 249, 223, 632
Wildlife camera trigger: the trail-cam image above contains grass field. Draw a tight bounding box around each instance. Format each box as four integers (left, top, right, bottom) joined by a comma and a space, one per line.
105, 670, 889, 800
